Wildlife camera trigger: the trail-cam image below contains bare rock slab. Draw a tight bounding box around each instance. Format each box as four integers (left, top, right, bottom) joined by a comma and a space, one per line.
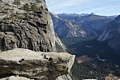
0, 48, 75, 80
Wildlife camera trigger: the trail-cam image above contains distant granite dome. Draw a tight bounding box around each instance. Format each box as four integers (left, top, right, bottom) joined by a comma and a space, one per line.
98, 15, 120, 50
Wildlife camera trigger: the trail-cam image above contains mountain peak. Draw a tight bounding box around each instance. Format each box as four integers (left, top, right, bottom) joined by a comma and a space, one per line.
115, 15, 120, 21
50, 12, 60, 19
89, 12, 96, 16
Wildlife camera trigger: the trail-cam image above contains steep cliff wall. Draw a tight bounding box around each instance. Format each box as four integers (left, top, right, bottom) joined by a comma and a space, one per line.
0, 0, 56, 52
98, 15, 120, 50
0, 0, 74, 80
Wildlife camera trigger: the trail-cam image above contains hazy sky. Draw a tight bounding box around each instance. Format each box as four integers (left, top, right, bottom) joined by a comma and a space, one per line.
46, 0, 120, 16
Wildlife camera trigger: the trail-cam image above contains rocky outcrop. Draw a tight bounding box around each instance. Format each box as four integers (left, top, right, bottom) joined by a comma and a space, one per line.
98, 15, 120, 50
0, 0, 57, 52
0, 0, 73, 80
0, 48, 75, 80
55, 35, 66, 52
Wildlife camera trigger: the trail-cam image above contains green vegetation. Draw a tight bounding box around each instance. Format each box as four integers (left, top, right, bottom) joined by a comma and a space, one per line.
62, 38, 120, 62
36, 0, 40, 3
61, 37, 94, 56
23, 3, 42, 12
30, 3, 43, 12
72, 60, 120, 80
23, 3, 29, 12
61, 37, 93, 47
61, 38, 120, 79
4, 8, 14, 11
13, 0, 21, 8
31, 3, 39, 12
5, 3, 10, 6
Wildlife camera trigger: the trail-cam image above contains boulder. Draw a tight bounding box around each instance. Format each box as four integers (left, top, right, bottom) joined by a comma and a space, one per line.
0, 48, 75, 80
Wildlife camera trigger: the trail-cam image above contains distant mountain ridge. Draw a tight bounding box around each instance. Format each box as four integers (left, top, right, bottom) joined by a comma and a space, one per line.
51, 13, 112, 38
51, 13, 120, 50
57, 13, 111, 31
51, 13, 87, 38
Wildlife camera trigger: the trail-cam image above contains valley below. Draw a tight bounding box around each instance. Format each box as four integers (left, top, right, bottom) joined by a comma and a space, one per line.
52, 13, 120, 80
61, 38, 120, 80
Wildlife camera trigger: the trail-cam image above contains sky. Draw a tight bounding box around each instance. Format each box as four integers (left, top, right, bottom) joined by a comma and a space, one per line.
46, 0, 120, 16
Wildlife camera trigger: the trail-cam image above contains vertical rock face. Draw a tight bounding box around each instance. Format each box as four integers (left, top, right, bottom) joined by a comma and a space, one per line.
0, 0, 56, 52
98, 15, 120, 50
0, 0, 74, 80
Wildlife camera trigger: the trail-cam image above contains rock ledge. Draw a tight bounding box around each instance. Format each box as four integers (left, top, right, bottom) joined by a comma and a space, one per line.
0, 48, 75, 80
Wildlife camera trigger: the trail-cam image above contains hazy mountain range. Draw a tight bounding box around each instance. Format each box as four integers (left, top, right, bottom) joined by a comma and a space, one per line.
51, 13, 114, 38
51, 13, 120, 79
51, 13, 120, 50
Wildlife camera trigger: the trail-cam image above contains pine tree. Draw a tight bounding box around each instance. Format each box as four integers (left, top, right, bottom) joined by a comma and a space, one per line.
13, 0, 21, 8
23, 3, 29, 12
31, 3, 38, 12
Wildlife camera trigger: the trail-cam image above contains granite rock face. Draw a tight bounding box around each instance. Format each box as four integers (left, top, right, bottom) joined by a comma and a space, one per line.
0, 0, 74, 80
98, 15, 120, 50
0, 0, 56, 52
55, 35, 67, 52
0, 48, 75, 80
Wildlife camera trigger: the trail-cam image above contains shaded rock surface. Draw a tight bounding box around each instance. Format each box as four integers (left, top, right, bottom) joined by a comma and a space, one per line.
55, 35, 67, 52
0, 48, 75, 80
98, 15, 120, 50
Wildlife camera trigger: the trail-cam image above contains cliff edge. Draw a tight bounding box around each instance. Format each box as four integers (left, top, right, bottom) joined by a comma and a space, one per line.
0, 48, 75, 80
0, 0, 74, 80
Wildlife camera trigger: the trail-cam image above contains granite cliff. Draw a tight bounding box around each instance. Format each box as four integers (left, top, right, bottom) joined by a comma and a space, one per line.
98, 15, 120, 50
0, 0, 66, 52
0, 0, 74, 80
